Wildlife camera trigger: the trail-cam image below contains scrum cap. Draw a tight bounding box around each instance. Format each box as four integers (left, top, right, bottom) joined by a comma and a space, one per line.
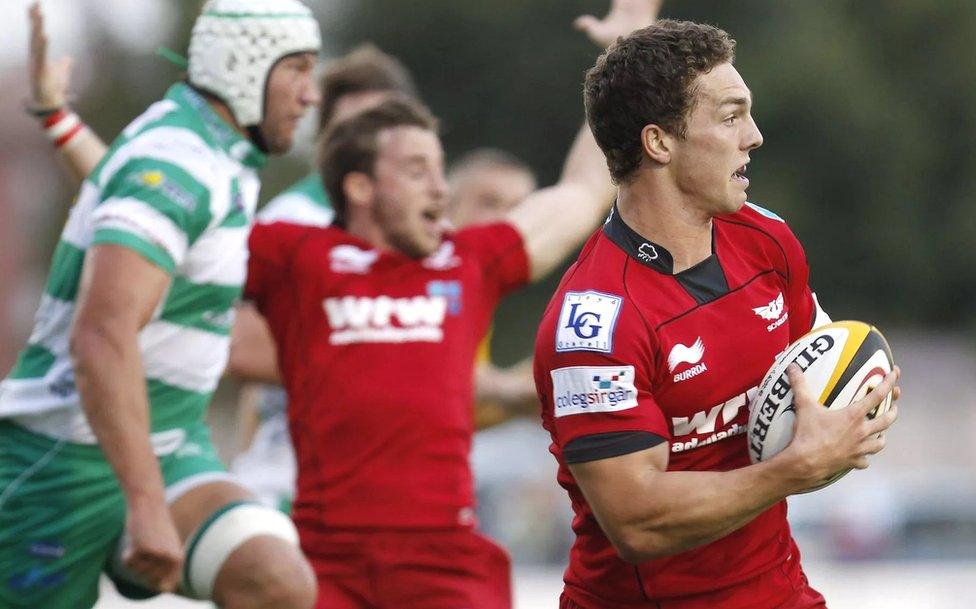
188, 0, 321, 127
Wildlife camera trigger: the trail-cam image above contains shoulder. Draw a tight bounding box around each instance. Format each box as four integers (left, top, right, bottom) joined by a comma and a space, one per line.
452, 221, 522, 248
717, 201, 807, 269
249, 221, 332, 259
538, 235, 648, 356
259, 192, 334, 226
720, 202, 802, 245
97, 116, 221, 195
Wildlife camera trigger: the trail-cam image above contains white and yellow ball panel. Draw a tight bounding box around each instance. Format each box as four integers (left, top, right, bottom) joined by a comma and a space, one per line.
747, 321, 895, 491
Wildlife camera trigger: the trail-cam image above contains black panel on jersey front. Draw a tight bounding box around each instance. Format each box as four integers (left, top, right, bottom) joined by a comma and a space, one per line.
563, 431, 667, 464
603, 204, 730, 304
675, 256, 730, 305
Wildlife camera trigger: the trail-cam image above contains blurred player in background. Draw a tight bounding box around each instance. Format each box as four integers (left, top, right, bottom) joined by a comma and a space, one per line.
236, 3, 664, 607
447, 148, 539, 428
533, 19, 901, 609
0, 2, 321, 607
447, 149, 575, 560
232, 45, 422, 512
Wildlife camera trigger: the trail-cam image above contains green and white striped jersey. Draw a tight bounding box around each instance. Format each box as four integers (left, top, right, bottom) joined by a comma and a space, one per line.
0, 83, 266, 443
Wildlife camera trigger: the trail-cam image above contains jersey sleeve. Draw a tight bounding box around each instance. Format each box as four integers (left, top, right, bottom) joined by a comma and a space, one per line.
535, 297, 670, 462
91, 158, 212, 273
244, 221, 312, 301
454, 222, 530, 299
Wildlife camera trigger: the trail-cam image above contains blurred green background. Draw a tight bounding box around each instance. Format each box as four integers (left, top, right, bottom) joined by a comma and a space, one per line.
59, 0, 976, 366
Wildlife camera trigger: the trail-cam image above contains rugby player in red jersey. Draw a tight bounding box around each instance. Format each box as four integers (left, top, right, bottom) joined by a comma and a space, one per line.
533, 20, 902, 609
236, 4, 664, 607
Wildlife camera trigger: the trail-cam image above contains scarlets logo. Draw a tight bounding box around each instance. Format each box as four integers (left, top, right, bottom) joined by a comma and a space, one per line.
753, 292, 789, 332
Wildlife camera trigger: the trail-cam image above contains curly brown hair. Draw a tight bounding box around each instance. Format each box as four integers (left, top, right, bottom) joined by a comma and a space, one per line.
319, 96, 438, 227
583, 20, 736, 183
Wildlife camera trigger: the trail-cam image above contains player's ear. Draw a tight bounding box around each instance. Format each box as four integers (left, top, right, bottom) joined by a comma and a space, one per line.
343, 172, 374, 210
641, 124, 672, 165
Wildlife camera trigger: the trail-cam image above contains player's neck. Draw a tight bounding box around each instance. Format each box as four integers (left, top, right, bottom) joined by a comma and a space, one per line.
617, 180, 713, 274
346, 213, 395, 252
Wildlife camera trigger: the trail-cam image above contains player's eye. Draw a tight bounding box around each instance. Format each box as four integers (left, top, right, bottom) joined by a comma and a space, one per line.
723, 115, 736, 126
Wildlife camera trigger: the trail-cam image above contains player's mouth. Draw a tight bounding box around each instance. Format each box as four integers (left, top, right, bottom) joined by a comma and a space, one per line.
732, 162, 749, 187
421, 208, 445, 238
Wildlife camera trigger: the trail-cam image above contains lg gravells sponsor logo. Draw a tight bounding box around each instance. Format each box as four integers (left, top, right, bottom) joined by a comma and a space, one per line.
670, 387, 757, 452
555, 291, 623, 353
753, 292, 789, 332
667, 337, 708, 383
323, 295, 447, 345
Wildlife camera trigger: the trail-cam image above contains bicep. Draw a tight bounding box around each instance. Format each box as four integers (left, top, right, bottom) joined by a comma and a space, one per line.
74, 244, 171, 333
569, 441, 669, 541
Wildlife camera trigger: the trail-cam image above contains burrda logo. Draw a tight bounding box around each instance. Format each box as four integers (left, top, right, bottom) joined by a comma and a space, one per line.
667, 337, 708, 383
753, 292, 789, 332
330, 245, 379, 274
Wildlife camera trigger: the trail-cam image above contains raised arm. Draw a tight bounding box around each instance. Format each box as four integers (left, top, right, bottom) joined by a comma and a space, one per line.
506, 0, 664, 282
27, 1, 108, 185
70, 245, 183, 591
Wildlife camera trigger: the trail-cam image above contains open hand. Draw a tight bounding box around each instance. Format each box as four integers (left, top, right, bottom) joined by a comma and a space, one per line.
575, 0, 665, 49
28, 2, 73, 111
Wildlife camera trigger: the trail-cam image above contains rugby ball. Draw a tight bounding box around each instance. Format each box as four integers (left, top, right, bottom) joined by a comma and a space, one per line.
747, 321, 894, 490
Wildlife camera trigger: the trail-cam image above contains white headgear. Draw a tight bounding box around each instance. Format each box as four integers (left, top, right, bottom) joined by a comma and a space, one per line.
188, 0, 321, 128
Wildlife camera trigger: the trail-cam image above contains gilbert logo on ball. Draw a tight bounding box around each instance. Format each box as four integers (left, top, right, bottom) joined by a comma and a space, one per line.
747, 321, 895, 491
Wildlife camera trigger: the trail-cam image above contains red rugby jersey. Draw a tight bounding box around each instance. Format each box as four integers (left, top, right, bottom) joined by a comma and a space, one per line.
246, 221, 528, 530
534, 203, 816, 605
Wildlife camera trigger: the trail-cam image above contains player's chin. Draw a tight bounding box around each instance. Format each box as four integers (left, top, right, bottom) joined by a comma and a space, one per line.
265, 131, 296, 155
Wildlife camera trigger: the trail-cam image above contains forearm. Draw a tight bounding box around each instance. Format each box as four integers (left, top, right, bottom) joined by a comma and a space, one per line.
72, 327, 166, 504
35, 107, 108, 188
508, 125, 615, 281
599, 459, 804, 562
559, 122, 616, 205
55, 126, 108, 186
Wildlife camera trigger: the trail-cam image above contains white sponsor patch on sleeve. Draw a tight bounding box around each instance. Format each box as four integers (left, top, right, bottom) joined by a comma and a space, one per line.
555, 291, 623, 353
550, 365, 638, 418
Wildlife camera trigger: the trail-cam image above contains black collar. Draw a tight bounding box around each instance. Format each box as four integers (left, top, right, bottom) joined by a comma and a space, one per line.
602, 204, 730, 304
603, 204, 682, 274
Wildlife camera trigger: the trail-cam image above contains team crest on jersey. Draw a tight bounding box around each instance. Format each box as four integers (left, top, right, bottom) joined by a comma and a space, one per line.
555, 291, 623, 353
329, 245, 379, 274
550, 365, 638, 417
753, 292, 789, 332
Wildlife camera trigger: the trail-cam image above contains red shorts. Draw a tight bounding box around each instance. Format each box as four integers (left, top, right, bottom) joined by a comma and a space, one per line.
303, 528, 512, 609
561, 551, 826, 609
